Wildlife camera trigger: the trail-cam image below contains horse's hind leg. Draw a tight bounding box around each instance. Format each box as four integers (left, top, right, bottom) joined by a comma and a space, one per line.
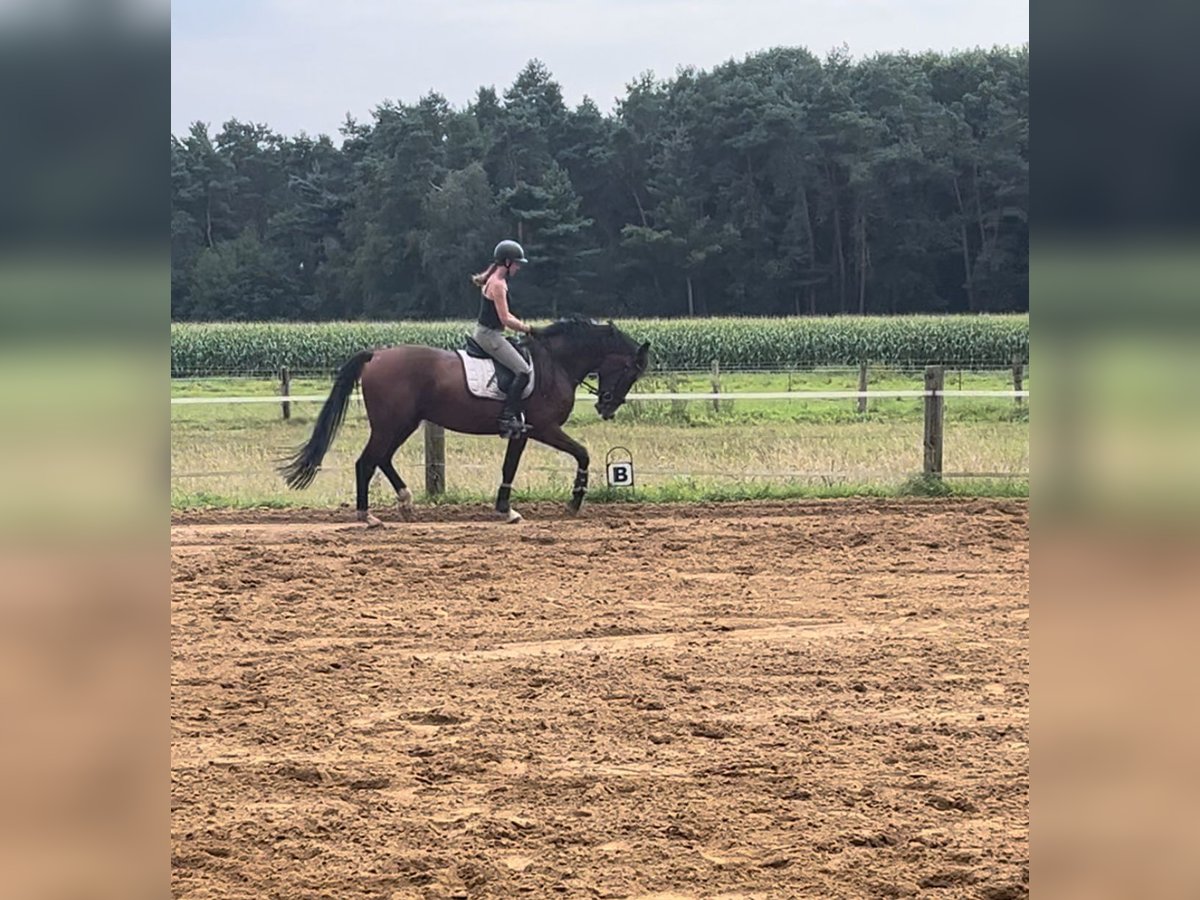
355, 428, 392, 529
378, 458, 413, 521
379, 419, 421, 521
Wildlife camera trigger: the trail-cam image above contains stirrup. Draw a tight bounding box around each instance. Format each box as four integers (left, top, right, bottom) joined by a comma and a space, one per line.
498, 413, 530, 439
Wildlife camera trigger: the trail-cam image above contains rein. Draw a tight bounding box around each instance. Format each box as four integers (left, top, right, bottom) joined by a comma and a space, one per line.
578, 378, 606, 400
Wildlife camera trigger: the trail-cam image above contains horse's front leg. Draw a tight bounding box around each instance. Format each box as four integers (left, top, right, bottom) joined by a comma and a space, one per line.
532, 425, 590, 514
495, 436, 528, 523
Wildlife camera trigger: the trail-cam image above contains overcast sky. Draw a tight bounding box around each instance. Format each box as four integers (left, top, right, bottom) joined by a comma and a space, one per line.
172, 0, 1027, 140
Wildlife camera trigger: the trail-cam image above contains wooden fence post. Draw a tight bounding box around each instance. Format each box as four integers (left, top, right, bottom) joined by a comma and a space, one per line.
923, 366, 944, 478
711, 358, 721, 414
1012, 354, 1024, 407
857, 361, 869, 415
424, 422, 445, 497
280, 366, 291, 420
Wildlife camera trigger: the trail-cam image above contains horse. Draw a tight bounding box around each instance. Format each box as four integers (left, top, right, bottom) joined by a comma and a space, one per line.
279, 317, 650, 526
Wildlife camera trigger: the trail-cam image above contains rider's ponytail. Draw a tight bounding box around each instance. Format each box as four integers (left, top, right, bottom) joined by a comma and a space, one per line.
471, 263, 498, 287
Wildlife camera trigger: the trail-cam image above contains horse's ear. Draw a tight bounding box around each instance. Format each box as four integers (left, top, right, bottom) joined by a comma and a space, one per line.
637, 341, 650, 364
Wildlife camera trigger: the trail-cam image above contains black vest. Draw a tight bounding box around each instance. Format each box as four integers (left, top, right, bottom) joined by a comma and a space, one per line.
478, 286, 503, 329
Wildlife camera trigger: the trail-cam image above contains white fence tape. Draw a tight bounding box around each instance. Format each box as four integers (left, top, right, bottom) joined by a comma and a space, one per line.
172, 389, 1029, 405
175, 465, 1027, 480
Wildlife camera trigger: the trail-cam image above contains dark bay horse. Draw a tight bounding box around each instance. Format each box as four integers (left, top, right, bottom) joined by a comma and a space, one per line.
280, 317, 650, 526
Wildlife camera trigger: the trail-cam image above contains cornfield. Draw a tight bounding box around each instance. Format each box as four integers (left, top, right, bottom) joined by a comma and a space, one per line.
171, 315, 1028, 377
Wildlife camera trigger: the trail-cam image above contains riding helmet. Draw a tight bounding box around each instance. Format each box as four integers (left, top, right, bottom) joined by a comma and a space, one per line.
493, 239, 528, 265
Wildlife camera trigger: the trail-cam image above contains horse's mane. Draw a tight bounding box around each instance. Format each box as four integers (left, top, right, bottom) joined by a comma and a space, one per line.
536, 314, 638, 352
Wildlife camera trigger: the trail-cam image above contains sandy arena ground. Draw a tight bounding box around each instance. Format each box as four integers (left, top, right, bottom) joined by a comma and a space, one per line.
171, 499, 1028, 899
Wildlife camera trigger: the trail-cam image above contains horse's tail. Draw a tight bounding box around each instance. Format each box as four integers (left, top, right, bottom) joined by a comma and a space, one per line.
279, 350, 374, 490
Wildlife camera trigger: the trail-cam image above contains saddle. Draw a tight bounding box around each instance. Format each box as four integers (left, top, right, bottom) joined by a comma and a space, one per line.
462, 334, 533, 395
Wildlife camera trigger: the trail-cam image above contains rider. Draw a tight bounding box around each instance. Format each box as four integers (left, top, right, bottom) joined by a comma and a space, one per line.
471, 239, 536, 438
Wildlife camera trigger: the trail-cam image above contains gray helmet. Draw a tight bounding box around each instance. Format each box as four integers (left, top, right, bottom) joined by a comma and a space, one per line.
493, 239, 528, 265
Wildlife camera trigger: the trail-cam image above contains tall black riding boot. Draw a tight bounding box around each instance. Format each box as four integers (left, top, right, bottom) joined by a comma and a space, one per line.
498, 371, 531, 438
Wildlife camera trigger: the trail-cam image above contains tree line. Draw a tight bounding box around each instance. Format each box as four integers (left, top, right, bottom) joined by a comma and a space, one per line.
171, 45, 1027, 322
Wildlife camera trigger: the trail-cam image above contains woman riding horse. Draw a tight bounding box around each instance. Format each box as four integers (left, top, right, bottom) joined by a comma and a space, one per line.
280, 310, 650, 527
471, 239, 536, 439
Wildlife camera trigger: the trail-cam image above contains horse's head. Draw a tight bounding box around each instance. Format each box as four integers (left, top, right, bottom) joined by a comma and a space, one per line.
534, 316, 651, 419
594, 325, 650, 420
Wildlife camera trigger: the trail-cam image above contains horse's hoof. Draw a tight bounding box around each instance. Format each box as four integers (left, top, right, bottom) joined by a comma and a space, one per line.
396, 489, 415, 521
496, 507, 522, 524
357, 511, 384, 528
566, 504, 582, 517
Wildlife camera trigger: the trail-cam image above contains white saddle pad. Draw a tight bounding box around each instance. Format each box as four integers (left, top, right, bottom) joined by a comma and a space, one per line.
456, 350, 536, 401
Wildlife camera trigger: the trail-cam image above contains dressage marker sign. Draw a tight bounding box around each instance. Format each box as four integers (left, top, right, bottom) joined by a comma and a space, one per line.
605, 447, 635, 488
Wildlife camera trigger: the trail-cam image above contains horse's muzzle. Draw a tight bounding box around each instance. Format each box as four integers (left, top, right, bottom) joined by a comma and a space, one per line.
596, 390, 618, 420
